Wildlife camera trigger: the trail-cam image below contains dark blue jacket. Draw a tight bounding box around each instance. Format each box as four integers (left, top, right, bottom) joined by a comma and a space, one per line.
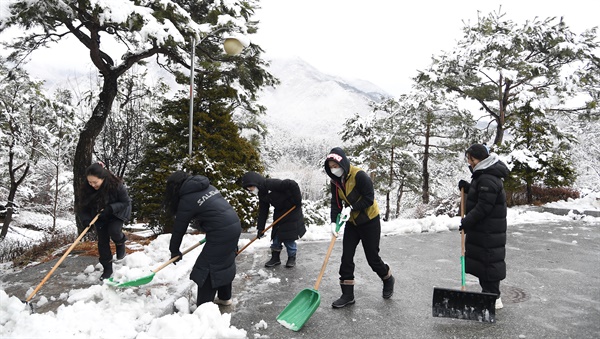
169, 175, 241, 288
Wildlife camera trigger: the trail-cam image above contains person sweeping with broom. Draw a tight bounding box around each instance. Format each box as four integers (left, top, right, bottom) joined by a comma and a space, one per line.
324, 147, 395, 308
458, 143, 509, 310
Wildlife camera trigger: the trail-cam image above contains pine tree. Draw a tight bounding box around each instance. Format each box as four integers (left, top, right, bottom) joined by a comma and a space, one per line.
500, 103, 577, 203
130, 63, 263, 234
421, 10, 599, 146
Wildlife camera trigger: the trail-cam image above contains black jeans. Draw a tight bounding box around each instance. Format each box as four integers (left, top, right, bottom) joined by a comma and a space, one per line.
480, 279, 501, 298
196, 273, 233, 306
339, 216, 389, 281
96, 218, 126, 263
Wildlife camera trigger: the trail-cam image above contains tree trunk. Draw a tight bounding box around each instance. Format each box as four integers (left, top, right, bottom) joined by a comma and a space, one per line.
422, 123, 431, 204
526, 182, 533, 204
395, 180, 404, 219
0, 192, 16, 239
384, 191, 390, 222
1, 145, 31, 239
493, 121, 505, 145
494, 77, 511, 145
73, 75, 119, 233
385, 146, 394, 221
1, 178, 26, 239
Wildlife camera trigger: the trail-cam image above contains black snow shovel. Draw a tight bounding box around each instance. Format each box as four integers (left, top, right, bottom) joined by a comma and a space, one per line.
432, 188, 497, 323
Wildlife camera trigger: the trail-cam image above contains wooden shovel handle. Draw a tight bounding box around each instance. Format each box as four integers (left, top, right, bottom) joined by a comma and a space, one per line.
236, 205, 296, 255
313, 235, 337, 291
153, 238, 206, 273
26, 213, 100, 302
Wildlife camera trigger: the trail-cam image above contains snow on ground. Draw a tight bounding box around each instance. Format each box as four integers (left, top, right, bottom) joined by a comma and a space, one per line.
1, 193, 598, 338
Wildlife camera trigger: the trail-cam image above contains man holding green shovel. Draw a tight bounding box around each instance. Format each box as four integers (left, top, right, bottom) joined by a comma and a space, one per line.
324, 147, 395, 308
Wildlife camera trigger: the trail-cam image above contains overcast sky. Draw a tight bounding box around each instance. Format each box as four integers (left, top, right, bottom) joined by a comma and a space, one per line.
252, 0, 600, 95
2, 1, 598, 97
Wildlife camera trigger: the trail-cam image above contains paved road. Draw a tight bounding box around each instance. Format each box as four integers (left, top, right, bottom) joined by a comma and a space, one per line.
230, 218, 600, 338
2, 217, 598, 338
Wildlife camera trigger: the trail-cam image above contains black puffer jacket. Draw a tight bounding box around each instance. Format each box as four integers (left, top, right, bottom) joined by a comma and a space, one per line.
79, 183, 131, 228
461, 154, 510, 281
169, 175, 241, 288
241, 172, 306, 241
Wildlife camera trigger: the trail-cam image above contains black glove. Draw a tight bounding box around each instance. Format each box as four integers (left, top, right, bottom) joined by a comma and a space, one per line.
100, 205, 113, 218
171, 251, 182, 265
256, 229, 265, 239
458, 180, 469, 190
459, 223, 465, 231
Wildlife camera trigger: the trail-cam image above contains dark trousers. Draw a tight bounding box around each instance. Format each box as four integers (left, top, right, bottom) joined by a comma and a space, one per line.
480, 279, 501, 298
339, 217, 389, 281
196, 273, 233, 306
96, 219, 126, 263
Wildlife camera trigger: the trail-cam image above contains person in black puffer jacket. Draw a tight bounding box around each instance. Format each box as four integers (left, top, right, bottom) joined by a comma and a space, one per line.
458, 144, 510, 310
78, 162, 131, 280
240, 171, 306, 268
164, 171, 242, 306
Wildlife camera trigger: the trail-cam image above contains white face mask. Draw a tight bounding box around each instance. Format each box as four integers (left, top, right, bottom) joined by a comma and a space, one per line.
250, 187, 259, 195
331, 167, 344, 177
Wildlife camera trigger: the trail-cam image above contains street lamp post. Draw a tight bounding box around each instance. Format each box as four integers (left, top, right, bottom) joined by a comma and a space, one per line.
188, 33, 248, 156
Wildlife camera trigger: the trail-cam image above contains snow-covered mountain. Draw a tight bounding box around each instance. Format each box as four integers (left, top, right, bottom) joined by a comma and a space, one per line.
258, 57, 388, 138
254, 57, 390, 199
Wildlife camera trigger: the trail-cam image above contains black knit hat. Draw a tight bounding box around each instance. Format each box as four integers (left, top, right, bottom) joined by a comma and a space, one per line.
465, 144, 489, 161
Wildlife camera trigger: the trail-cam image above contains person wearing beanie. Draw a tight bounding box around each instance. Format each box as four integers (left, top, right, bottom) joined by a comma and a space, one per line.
240, 171, 306, 268
324, 147, 395, 308
458, 143, 510, 309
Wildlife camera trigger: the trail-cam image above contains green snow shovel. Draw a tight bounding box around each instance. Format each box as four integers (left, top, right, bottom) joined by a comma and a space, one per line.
276, 209, 349, 331
106, 237, 206, 288
432, 188, 497, 322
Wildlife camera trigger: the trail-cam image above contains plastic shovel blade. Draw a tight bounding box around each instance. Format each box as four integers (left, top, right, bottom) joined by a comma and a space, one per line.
276, 288, 321, 331
105, 272, 156, 288
432, 287, 497, 323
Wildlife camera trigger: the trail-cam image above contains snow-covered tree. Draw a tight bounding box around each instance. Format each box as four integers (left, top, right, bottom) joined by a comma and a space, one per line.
421, 10, 599, 146
0, 0, 271, 232
396, 83, 476, 205
341, 100, 421, 220
499, 102, 577, 203
0, 62, 51, 238
95, 68, 168, 178
34, 88, 79, 231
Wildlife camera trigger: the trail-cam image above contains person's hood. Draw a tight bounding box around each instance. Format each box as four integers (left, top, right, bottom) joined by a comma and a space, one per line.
324, 147, 351, 180
241, 171, 266, 189
473, 154, 510, 179
179, 175, 210, 196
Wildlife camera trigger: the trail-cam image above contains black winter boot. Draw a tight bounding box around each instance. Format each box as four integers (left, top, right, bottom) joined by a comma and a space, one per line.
115, 235, 127, 260
100, 261, 113, 281
332, 280, 355, 308
265, 250, 281, 267
382, 269, 395, 299
285, 255, 296, 268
